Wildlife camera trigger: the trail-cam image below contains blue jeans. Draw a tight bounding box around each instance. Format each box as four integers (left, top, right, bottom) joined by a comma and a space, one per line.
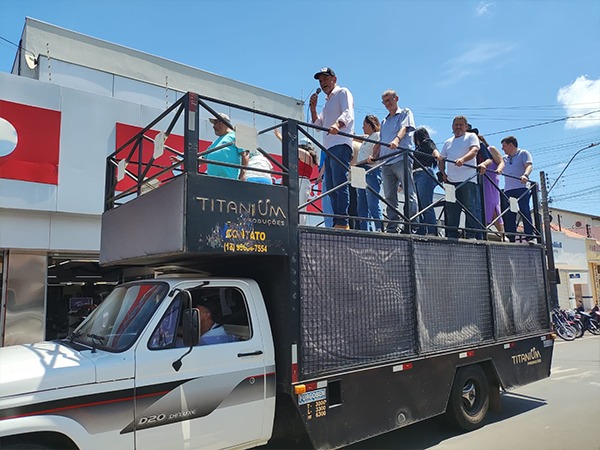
444, 181, 483, 239
414, 168, 437, 235
381, 156, 419, 232
502, 188, 532, 242
356, 166, 383, 231
321, 173, 334, 227
324, 144, 352, 227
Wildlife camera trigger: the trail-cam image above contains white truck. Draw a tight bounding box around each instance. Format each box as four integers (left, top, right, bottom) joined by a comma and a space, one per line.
0, 93, 555, 449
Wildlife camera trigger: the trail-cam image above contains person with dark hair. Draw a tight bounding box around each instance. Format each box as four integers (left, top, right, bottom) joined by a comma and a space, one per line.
353, 115, 382, 231
413, 127, 441, 235
310, 67, 355, 229
439, 115, 482, 239
500, 135, 534, 242
371, 90, 418, 233
469, 127, 506, 239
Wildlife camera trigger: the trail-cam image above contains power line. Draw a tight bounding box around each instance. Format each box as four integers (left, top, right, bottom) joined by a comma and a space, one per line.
484, 110, 600, 137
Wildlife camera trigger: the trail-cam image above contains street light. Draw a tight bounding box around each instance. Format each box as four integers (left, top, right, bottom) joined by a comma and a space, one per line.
548, 142, 599, 194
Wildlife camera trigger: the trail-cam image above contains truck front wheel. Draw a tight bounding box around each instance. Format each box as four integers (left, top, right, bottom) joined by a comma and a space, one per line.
1, 432, 78, 450
445, 365, 490, 431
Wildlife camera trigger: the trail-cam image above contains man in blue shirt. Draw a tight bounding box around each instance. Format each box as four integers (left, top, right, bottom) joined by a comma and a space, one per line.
500, 135, 534, 242
198, 303, 236, 345
205, 113, 248, 180
371, 90, 418, 233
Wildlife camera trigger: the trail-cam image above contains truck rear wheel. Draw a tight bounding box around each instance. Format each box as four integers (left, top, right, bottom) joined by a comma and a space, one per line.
445, 365, 490, 431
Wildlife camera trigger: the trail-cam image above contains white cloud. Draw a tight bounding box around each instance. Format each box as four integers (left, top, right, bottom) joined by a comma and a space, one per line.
475, 2, 496, 16
439, 41, 515, 85
557, 76, 600, 129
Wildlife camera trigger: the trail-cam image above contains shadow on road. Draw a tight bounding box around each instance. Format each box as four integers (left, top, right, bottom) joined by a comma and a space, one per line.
347, 392, 547, 450
260, 392, 547, 449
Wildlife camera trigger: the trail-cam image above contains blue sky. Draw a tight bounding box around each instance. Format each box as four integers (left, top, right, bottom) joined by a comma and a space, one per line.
1, 0, 599, 216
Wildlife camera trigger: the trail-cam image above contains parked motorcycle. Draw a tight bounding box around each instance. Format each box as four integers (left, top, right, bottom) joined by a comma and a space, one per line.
575, 306, 600, 335
565, 309, 584, 338
551, 308, 577, 341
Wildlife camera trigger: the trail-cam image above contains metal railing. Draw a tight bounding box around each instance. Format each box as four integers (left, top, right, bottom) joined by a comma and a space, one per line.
104, 92, 543, 244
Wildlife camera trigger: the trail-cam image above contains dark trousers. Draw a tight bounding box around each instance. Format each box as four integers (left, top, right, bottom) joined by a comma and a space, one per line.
324, 144, 352, 227
444, 181, 483, 239
501, 188, 532, 242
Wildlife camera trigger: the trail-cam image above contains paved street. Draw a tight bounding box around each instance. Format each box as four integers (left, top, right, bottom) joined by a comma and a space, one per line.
350, 334, 600, 450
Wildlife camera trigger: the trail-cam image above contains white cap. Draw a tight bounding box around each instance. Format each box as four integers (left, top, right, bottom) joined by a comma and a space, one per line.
209, 112, 231, 124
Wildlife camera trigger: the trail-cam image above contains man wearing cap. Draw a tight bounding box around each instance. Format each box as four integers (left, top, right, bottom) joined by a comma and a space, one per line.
309, 67, 355, 229
198, 302, 235, 345
205, 113, 249, 180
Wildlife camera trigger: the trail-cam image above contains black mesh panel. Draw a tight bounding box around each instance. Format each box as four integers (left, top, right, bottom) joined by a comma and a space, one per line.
299, 231, 416, 376
490, 245, 550, 337
414, 241, 494, 353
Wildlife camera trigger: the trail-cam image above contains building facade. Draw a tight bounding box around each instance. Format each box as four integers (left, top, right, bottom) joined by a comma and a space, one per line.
0, 18, 302, 346
548, 207, 600, 309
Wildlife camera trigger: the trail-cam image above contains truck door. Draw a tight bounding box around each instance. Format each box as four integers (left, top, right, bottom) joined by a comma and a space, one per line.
131, 282, 269, 450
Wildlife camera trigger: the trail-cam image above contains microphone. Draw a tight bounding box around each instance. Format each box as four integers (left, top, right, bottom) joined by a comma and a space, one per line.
316, 88, 321, 95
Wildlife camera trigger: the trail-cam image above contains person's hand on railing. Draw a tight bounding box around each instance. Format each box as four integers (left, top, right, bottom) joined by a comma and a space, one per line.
169, 154, 183, 169
477, 161, 489, 175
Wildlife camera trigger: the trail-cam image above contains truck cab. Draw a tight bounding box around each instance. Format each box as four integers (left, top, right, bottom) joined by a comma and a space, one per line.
0, 277, 276, 450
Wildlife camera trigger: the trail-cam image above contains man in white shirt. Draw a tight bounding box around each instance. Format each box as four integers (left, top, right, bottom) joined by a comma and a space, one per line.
439, 115, 483, 239
309, 67, 355, 229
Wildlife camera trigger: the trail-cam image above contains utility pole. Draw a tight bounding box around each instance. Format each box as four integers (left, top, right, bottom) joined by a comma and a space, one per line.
540, 171, 559, 309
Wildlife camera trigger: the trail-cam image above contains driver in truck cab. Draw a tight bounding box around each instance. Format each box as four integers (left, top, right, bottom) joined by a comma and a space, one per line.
197, 300, 237, 345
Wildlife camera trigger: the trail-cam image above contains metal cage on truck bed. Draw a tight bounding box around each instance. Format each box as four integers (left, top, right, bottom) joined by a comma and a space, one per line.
102, 92, 554, 391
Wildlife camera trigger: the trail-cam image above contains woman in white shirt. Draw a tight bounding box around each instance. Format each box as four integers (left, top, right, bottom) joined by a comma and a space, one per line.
245, 149, 273, 184
353, 115, 382, 231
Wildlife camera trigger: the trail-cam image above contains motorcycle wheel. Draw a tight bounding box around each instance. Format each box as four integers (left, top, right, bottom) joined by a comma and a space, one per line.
587, 320, 600, 336
555, 323, 577, 341
573, 321, 584, 338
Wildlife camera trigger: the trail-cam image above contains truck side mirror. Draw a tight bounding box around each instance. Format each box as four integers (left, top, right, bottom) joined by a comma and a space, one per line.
182, 308, 200, 347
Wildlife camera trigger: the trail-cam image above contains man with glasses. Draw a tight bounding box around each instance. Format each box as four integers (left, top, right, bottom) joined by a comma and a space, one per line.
370, 90, 418, 233
500, 135, 534, 242
309, 67, 355, 229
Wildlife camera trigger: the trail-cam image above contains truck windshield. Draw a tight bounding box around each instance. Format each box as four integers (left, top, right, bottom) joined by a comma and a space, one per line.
72, 282, 169, 352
